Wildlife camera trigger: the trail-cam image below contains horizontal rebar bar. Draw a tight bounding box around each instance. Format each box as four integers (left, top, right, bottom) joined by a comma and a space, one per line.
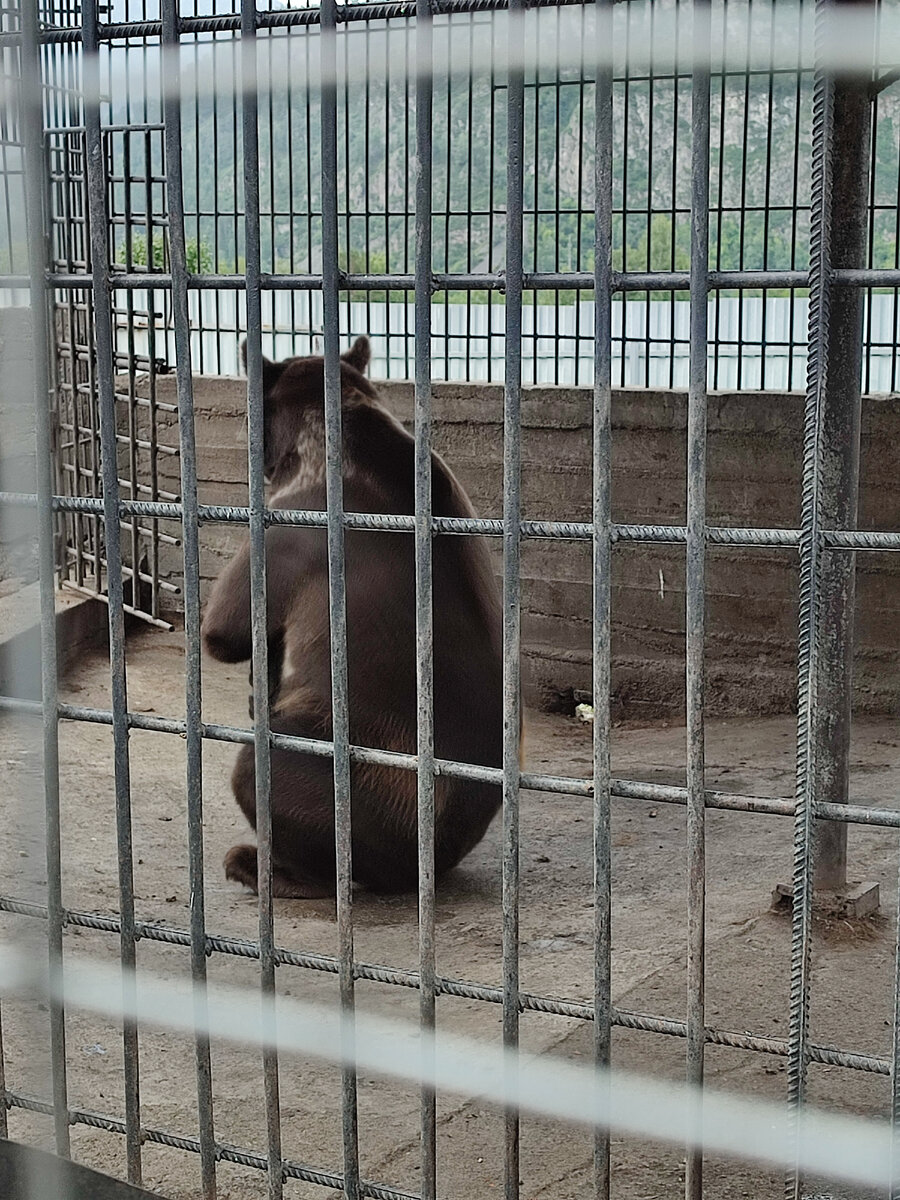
2, 1087, 418, 1200
2, 0, 609, 47
7, 488, 900, 551
2, 692, 899, 827
0, 898, 888, 1076
7, 267, 900, 291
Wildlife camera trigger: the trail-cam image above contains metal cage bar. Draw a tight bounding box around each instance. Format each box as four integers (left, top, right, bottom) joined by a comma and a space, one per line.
0, 880, 893, 1072
787, 1, 835, 1196
19, 0, 70, 1161
240, 2, 285, 1196
502, 1, 525, 1195
320, 0, 362, 1194
19, 265, 900, 291
11, 485, 900, 551
414, 0, 438, 1196
7, 684, 900, 829
591, 0, 614, 1196
82, 0, 143, 1182
685, 2, 710, 1197
160, 1, 218, 1194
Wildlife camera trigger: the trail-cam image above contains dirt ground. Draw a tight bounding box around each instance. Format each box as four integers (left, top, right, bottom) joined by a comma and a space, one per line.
2, 625, 900, 1200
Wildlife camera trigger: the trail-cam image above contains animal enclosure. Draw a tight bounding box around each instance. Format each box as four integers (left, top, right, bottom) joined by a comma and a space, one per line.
5, 0, 900, 1199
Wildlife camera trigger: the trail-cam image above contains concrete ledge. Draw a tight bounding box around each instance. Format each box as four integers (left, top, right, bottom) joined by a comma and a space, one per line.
0, 581, 109, 701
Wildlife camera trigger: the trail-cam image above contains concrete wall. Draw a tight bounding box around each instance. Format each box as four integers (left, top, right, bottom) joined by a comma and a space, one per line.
131, 374, 900, 719
0, 309, 109, 698
0, 309, 37, 588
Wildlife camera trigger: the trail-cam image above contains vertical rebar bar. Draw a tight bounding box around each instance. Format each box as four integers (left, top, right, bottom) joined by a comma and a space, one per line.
686, 1, 711, 1197
19, 0, 70, 1158
787, 2, 835, 1197
592, 2, 613, 1197
240, 3, 284, 1197
319, 2, 361, 1196
504, 3, 525, 1198
414, 1, 437, 1197
161, 3, 217, 1194
82, 0, 143, 1182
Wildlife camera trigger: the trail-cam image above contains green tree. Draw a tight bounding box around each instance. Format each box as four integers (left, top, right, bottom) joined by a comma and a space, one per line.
118, 232, 212, 274
343, 246, 389, 302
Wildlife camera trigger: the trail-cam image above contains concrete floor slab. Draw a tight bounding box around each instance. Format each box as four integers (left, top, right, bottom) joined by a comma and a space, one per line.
1, 626, 898, 1199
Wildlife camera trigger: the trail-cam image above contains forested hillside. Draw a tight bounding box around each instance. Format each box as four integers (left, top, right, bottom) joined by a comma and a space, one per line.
96, 6, 900, 292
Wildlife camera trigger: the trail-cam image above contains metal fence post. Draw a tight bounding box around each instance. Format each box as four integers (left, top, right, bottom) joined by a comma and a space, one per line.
811, 0, 875, 899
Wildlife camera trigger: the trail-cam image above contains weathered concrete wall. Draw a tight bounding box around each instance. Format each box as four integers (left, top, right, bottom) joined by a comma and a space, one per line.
0, 308, 37, 587
0, 309, 109, 697
132, 374, 900, 718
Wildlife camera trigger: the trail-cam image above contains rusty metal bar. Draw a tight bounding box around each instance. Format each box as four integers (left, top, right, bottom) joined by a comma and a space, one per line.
240, 2, 285, 1197
82, 0, 143, 1180
592, 0, 614, 1195
161, 0, 218, 1192
685, 2, 711, 1195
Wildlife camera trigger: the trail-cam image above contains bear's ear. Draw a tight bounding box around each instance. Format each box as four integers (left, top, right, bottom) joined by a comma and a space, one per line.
240, 339, 285, 395
341, 335, 370, 375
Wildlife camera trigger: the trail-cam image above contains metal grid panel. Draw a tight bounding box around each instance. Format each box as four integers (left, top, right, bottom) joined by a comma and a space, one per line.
19, 0, 900, 392
2, 2, 900, 1200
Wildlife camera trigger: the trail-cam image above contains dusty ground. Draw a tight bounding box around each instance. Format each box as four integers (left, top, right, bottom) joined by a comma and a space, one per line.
2, 625, 900, 1200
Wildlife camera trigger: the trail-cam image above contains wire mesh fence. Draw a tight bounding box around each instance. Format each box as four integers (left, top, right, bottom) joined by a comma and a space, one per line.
2, 1, 900, 1199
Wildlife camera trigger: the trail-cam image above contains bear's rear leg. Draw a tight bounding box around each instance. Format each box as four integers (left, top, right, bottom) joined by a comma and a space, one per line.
224, 843, 334, 899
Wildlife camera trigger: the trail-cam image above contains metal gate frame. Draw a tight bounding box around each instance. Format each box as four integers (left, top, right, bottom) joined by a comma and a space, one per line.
3, 2, 900, 1200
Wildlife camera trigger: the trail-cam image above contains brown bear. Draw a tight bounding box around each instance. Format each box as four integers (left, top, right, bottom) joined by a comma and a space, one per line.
201, 337, 507, 898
